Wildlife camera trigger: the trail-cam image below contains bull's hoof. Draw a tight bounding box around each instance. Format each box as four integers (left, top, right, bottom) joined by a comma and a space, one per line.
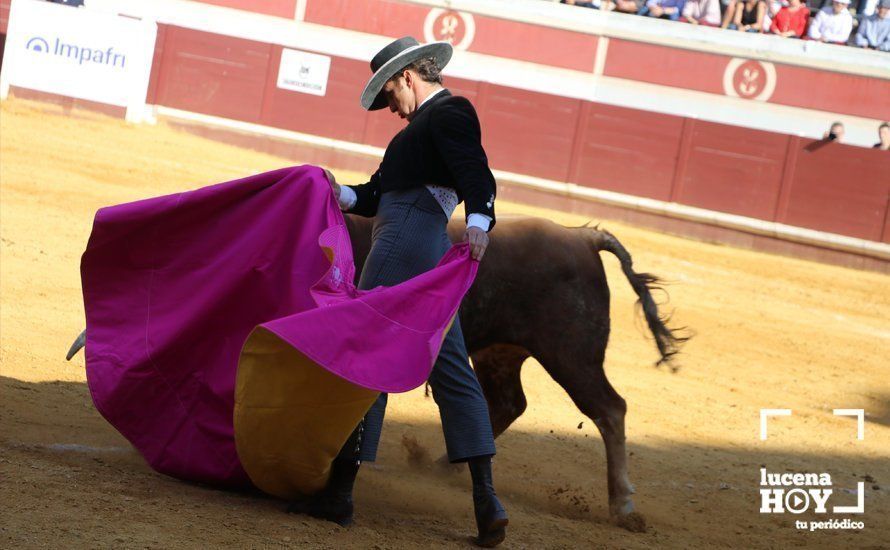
609, 496, 635, 517
613, 509, 647, 533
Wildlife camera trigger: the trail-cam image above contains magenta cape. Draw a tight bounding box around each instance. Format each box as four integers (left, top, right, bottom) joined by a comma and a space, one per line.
81, 165, 477, 489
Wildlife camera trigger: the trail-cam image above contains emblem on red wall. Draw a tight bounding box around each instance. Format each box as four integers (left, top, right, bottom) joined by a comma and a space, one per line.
423, 8, 476, 50
723, 58, 776, 102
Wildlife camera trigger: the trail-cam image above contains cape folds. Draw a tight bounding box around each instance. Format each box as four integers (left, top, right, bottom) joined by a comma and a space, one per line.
80, 165, 478, 491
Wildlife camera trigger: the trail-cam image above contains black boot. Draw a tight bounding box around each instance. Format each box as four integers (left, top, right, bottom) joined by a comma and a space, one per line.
287, 423, 362, 527
468, 456, 508, 547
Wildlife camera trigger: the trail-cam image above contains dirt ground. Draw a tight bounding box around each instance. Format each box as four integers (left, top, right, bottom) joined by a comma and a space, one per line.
1, 99, 888, 549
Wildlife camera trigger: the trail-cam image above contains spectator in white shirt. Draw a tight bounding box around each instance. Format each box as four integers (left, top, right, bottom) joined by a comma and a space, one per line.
683, 0, 723, 24
808, 0, 855, 43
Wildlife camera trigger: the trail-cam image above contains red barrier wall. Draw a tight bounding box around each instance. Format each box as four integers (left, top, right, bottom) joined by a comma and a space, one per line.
303, 0, 599, 72
605, 39, 890, 121
0, 0, 9, 34
4, 15, 887, 250
195, 0, 296, 19
145, 26, 890, 245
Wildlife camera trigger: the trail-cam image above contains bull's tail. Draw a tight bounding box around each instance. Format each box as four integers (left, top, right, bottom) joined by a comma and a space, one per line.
581, 224, 689, 369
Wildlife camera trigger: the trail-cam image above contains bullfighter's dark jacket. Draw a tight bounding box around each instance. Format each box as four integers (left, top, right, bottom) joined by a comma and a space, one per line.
345, 89, 497, 231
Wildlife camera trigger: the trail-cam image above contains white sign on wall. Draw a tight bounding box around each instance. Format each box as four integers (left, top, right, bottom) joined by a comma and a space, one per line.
277, 48, 331, 97
0, 0, 157, 121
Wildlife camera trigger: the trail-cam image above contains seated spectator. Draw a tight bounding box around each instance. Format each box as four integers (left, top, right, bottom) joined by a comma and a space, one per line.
561, 0, 599, 8
683, 0, 723, 24
770, 0, 811, 37
727, 0, 767, 30
858, 0, 879, 16
808, 0, 854, 43
854, 0, 890, 50
761, 0, 788, 31
642, 0, 688, 20
823, 121, 845, 142
875, 122, 890, 150
613, 0, 647, 13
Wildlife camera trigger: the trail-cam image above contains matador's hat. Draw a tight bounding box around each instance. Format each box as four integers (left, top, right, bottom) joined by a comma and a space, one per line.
360, 36, 453, 111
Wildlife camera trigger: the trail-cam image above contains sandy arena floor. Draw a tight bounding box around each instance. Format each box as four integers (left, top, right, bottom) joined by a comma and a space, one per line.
1, 99, 888, 548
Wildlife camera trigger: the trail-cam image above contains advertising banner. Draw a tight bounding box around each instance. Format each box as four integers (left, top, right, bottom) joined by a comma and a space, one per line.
276, 48, 331, 97
0, 0, 157, 120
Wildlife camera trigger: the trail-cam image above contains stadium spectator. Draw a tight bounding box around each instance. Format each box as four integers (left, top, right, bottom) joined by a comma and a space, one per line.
823, 121, 845, 141
875, 122, 890, 150
761, 0, 788, 31
770, 0, 811, 37
683, 0, 723, 24
561, 0, 599, 8
853, 0, 890, 50
726, 0, 767, 30
807, 0, 854, 43
642, 0, 688, 20
857, 0, 879, 16
613, 0, 648, 12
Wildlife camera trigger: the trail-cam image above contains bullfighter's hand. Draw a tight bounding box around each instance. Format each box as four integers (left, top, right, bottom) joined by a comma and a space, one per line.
323, 168, 341, 199
464, 226, 489, 262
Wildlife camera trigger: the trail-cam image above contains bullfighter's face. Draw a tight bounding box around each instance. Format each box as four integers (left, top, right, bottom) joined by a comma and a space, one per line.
383, 71, 417, 121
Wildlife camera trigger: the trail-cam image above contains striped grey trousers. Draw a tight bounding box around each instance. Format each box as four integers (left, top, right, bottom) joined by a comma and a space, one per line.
355, 186, 496, 463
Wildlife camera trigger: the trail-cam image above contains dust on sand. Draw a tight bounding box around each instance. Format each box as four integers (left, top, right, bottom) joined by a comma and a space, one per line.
2, 99, 888, 548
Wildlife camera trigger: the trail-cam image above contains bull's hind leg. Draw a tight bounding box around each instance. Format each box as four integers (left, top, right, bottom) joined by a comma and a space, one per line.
472, 344, 531, 438
535, 343, 636, 519
434, 344, 530, 469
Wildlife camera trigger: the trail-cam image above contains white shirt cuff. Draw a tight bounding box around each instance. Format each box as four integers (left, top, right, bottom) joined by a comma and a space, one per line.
337, 185, 357, 211
467, 213, 492, 232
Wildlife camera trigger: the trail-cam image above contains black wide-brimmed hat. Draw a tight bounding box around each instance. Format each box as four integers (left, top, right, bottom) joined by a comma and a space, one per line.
360, 36, 453, 111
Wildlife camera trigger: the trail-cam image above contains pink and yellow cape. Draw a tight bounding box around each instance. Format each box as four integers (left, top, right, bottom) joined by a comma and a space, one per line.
81, 166, 477, 497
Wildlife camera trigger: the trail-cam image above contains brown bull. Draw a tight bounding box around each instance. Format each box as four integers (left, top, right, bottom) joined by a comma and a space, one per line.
345, 214, 686, 520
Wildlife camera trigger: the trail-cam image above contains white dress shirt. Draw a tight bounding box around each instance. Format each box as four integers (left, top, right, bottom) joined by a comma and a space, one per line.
337, 87, 493, 231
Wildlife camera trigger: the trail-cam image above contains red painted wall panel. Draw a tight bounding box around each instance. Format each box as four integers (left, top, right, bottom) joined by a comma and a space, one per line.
305, 0, 425, 40
570, 102, 684, 201
771, 64, 890, 122
606, 38, 890, 122
604, 39, 726, 95
477, 84, 580, 182
145, 24, 168, 106
260, 47, 369, 143
781, 141, 890, 241
883, 200, 890, 244
677, 122, 788, 220
193, 0, 296, 19
304, 0, 596, 72
466, 16, 596, 72
156, 27, 271, 123
1, 0, 10, 34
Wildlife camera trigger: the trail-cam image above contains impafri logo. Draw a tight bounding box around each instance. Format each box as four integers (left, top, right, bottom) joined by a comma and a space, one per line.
758, 408, 866, 531
26, 36, 50, 52
25, 35, 126, 68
